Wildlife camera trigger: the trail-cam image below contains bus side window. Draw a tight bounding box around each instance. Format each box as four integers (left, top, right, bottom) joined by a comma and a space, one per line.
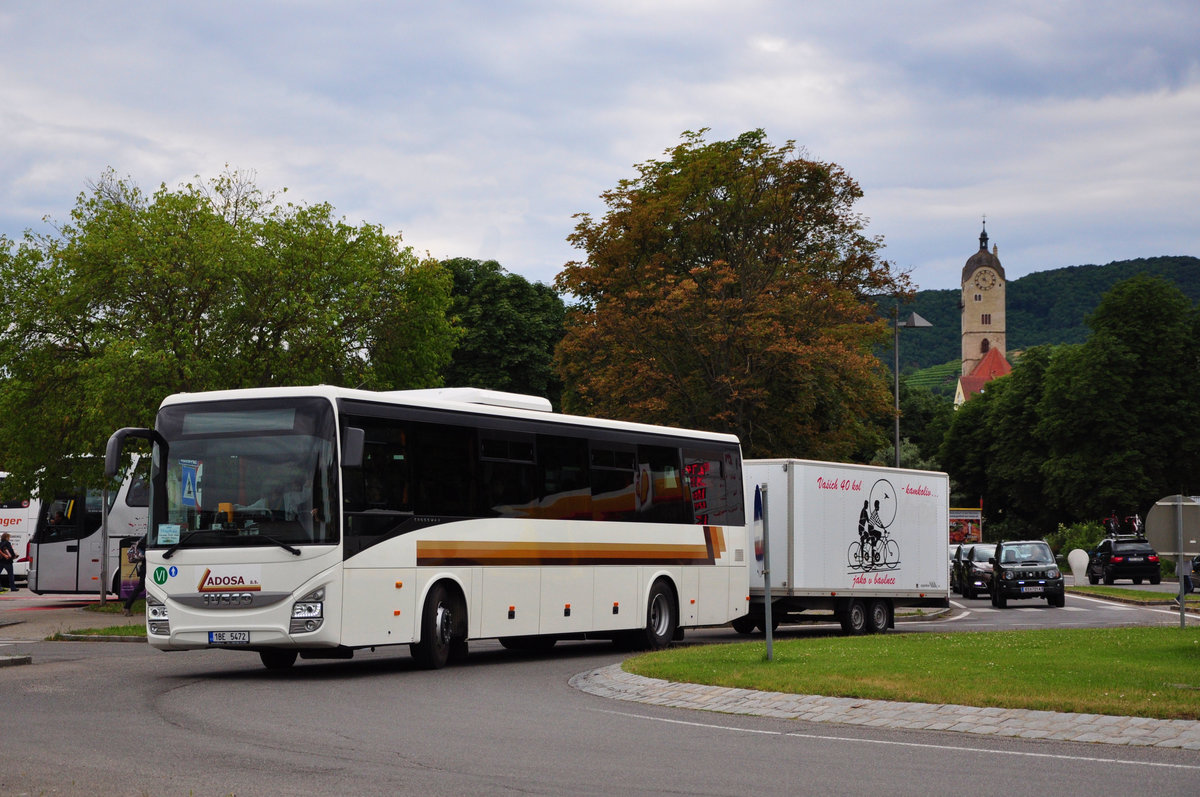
637, 445, 687, 523
682, 445, 745, 526
410, 422, 476, 517
590, 446, 637, 522
537, 435, 590, 520
125, 470, 150, 508
479, 433, 537, 518
39, 497, 84, 543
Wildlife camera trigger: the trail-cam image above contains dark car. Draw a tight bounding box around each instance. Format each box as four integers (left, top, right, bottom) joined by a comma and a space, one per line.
990, 540, 1064, 608
1086, 536, 1161, 585
950, 545, 965, 594
958, 543, 996, 599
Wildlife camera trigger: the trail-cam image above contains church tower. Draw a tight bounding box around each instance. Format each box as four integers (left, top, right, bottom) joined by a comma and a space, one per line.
960, 222, 1007, 376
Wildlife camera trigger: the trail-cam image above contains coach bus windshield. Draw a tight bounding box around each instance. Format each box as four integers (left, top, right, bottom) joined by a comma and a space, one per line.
151, 398, 338, 550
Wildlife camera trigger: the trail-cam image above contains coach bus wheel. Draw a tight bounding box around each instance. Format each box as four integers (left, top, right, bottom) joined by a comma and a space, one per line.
641, 580, 677, 650
411, 583, 458, 670
731, 615, 757, 635
259, 649, 298, 670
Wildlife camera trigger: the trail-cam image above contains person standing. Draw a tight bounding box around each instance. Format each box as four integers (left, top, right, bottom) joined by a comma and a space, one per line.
123, 534, 147, 616
0, 532, 16, 592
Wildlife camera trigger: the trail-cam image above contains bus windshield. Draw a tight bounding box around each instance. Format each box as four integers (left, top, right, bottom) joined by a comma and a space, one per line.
153, 398, 338, 550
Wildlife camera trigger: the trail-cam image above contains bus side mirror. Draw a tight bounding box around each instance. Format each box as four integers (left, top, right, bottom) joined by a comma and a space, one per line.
106, 427, 167, 479
343, 427, 365, 469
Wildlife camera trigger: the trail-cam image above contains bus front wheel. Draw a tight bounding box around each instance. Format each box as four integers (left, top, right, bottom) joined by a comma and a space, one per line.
259, 649, 298, 670
411, 582, 462, 670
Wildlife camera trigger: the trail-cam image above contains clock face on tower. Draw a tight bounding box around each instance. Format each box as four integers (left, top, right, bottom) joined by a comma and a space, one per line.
973, 268, 997, 290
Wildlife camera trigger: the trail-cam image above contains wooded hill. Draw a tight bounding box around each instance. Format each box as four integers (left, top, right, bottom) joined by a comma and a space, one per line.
895, 255, 1200, 382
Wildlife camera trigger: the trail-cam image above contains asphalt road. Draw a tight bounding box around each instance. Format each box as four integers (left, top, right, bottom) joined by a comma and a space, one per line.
2, 591, 1197, 796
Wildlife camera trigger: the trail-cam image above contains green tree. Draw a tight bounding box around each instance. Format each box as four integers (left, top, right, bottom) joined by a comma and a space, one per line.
441, 258, 565, 404
1038, 275, 1200, 520
983, 345, 1056, 537
898, 381, 954, 468
0, 170, 457, 494
555, 130, 906, 459
938, 389, 992, 506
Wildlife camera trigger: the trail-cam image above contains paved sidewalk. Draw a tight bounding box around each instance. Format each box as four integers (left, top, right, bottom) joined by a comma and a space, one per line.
570, 664, 1200, 750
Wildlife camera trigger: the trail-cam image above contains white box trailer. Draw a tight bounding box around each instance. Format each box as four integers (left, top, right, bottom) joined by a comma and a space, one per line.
740, 459, 949, 635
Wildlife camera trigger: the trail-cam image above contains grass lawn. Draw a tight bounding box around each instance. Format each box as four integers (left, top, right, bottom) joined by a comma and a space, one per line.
49, 625, 147, 639
1069, 585, 1200, 606
47, 599, 149, 639
625, 626, 1200, 720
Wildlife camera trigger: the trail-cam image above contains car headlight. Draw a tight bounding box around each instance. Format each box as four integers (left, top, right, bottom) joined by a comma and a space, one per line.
1048, 568, 1060, 579
1004, 571, 1015, 581
147, 596, 170, 636
289, 586, 325, 634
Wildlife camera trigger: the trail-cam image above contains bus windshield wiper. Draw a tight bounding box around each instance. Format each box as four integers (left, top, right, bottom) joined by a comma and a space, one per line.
162, 527, 301, 557
162, 529, 210, 559
255, 533, 301, 556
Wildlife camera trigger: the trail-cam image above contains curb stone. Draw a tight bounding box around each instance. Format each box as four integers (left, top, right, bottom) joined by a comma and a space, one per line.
569, 663, 1200, 750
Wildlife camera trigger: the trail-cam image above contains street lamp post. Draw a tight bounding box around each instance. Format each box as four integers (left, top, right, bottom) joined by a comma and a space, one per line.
893, 306, 932, 469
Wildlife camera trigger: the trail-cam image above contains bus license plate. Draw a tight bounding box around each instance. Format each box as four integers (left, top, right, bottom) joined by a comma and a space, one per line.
1020, 586, 1043, 594
209, 631, 250, 645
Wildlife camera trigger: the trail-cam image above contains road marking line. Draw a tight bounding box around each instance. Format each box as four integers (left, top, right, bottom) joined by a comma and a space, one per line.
589, 707, 1200, 771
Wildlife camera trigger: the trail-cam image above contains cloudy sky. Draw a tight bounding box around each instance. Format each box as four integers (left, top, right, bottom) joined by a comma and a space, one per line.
2, 2, 1197, 292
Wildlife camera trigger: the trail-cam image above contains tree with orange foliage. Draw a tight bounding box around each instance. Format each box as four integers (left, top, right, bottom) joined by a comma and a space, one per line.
554, 130, 907, 459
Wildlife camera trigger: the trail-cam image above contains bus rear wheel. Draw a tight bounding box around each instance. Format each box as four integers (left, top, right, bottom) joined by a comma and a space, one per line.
731, 614, 757, 635
630, 579, 677, 650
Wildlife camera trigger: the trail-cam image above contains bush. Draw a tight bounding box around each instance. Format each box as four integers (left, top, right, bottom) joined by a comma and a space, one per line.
1046, 521, 1104, 556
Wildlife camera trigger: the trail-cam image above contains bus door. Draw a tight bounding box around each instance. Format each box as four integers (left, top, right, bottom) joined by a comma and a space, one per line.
30, 493, 103, 593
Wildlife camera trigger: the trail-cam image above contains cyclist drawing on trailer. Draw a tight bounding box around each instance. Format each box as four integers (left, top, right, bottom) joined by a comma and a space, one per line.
848, 480, 901, 572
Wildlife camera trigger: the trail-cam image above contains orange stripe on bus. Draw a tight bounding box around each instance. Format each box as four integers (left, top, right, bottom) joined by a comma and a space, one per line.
415, 526, 729, 567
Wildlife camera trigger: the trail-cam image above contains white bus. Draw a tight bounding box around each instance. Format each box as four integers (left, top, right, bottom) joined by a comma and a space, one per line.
26, 456, 149, 595
106, 386, 749, 670
0, 474, 38, 585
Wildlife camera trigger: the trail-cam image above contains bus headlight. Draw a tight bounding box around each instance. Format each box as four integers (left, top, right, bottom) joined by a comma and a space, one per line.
147, 596, 170, 636
289, 586, 325, 634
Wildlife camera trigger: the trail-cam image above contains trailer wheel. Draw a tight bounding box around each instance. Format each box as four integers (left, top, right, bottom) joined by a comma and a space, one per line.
755, 616, 780, 633
866, 599, 890, 633
839, 599, 868, 635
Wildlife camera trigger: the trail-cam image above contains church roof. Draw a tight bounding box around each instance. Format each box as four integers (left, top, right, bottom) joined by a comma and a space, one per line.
957, 346, 1012, 402
961, 223, 1006, 284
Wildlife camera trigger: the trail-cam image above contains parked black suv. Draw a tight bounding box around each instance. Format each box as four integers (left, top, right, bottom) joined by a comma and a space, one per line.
990, 540, 1065, 608
1086, 536, 1161, 585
